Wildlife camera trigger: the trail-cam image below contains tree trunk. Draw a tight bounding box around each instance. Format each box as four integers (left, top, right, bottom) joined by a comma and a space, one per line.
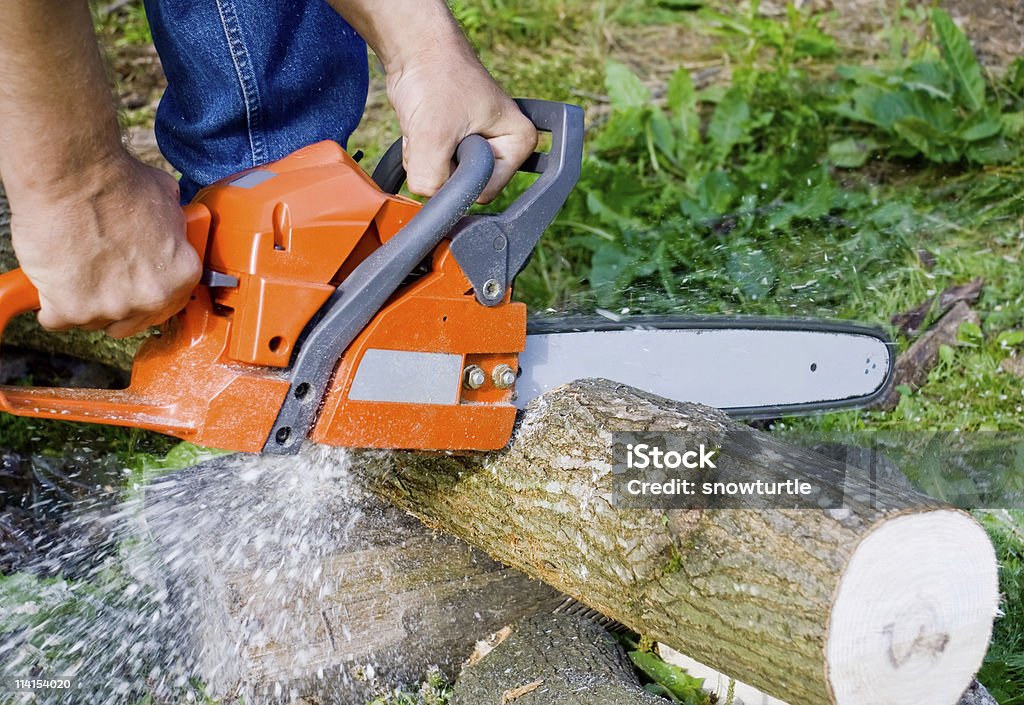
140, 449, 565, 704
340, 379, 999, 705
452, 613, 662, 705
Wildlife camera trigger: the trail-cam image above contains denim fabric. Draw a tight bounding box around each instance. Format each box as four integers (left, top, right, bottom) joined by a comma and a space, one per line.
142, 0, 369, 201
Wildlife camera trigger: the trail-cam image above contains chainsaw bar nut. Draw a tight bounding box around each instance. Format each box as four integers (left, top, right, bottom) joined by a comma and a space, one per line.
492, 364, 517, 389
463, 365, 487, 390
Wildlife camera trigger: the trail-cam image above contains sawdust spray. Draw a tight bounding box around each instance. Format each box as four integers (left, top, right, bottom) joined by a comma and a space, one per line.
0, 445, 373, 704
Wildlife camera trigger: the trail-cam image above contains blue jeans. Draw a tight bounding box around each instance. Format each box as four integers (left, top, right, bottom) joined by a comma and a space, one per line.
142, 0, 369, 202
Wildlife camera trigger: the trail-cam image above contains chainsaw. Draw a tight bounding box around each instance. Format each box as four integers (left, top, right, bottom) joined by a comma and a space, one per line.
0, 100, 893, 454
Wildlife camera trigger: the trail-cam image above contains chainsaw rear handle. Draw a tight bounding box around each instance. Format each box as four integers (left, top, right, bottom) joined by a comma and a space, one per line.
0, 269, 41, 338
0, 203, 213, 425
0, 203, 212, 333
371, 99, 585, 307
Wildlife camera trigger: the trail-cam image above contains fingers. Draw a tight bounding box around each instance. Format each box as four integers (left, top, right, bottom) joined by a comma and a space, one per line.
403, 129, 460, 197
402, 112, 537, 203
34, 255, 197, 338
104, 315, 158, 340
38, 303, 159, 338
479, 118, 538, 204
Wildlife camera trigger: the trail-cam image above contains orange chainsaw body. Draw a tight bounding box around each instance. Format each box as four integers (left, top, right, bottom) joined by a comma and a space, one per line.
0, 141, 524, 452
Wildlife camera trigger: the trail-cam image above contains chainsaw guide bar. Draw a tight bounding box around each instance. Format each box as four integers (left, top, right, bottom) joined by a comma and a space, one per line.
520, 316, 894, 418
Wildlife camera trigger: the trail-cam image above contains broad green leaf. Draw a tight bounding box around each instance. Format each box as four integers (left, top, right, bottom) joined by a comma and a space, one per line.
939, 344, 956, 365
1001, 111, 1024, 136
586, 189, 642, 231
649, 110, 678, 163
790, 171, 838, 219
591, 108, 648, 154
828, 137, 879, 168
667, 67, 700, 147
870, 90, 955, 132
957, 320, 984, 346
698, 170, 738, 214
836, 64, 890, 86
628, 650, 709, 705
893, 117, 960, 162
932, 8, 986, 111
697, 83, 728, 104
605, 60, 650, 111
998, 330, 1024, 348
794, 24, 838, 58
589, 244, 635, 306
957, 114, 1003, 142
644, 682, 684, 704
727, 248, 775, 300
707, 88, 751, 163
904, 60, 955, 100
831, 85, 891, 128
1008, 57, 1024, 93
680, 197, 716, 223
967, 136, 1018, 164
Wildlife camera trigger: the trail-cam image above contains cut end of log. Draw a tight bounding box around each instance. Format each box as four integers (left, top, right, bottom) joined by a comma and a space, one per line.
827, 510, 999, 705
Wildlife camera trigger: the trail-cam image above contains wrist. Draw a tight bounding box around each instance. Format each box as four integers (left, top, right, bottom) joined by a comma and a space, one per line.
3, 137, 131, 206
378, 6, 474, 75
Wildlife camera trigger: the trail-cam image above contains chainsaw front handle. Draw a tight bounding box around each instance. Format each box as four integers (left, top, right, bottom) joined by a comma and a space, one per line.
371, 99, 585, 307
0, 204, 213, 431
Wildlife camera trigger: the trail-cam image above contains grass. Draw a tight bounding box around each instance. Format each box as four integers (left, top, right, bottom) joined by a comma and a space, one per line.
2, 1, 1022, 702
977, 511, 1024, 703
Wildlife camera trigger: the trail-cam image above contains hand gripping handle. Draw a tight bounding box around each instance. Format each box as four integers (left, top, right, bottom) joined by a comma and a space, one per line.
0, 204, 212, 432
371, 99, 585, 306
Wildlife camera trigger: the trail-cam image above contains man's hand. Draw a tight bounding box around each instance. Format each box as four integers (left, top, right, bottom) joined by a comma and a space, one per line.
10, 154, 201, 339
0, 1, 199, 338
386, 52, 537, 204
328, 0, 537, 203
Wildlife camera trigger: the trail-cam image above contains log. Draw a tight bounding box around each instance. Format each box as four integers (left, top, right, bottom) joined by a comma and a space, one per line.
452, 613, 663, 705
138, 449, 564, 704
334, 379, 1000, 705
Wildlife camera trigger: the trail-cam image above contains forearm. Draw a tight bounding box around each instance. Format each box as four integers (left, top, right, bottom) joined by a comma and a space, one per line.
325, 0, 475, 73
326, 0, 535, 203
0, 1, 123, 202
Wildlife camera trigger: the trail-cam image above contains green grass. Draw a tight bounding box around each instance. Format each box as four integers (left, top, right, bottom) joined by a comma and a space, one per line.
978, 510, 1024, 703
92, 1, 153, 49
464, 3, 1024, 698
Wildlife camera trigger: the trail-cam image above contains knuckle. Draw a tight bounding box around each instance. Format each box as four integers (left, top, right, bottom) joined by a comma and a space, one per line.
132, 290, 170, 315
406, 173, 443, 196
36, 311, 69, 332
514, 118, 539, 150
177, 252, 203, 286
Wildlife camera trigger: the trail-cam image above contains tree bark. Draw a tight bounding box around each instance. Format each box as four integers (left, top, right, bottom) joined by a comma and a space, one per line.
140, 449, 565, 704
340, 379, 999, 705
452, 613, 662, 705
